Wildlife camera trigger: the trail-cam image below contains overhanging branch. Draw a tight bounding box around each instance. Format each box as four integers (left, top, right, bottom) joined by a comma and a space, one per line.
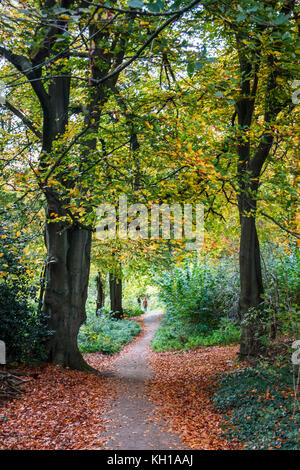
4, 100, 42, 139
94, 0, 203, 85
259, 210, 300, 239
0, 46, 49, 110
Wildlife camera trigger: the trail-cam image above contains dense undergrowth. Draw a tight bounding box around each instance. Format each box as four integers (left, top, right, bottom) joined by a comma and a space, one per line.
0, 225, 50, 363
152, 245, 299, 353
78, 310, 141, 354
123, 306, 144, 318
152, 256, 241, 351
151, 313, 240, 351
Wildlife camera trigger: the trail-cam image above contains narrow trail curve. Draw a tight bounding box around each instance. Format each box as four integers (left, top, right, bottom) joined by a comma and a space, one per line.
101, 310, 187, 450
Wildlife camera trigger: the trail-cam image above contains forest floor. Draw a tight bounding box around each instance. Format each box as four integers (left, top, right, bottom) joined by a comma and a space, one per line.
0, 310, 242, 450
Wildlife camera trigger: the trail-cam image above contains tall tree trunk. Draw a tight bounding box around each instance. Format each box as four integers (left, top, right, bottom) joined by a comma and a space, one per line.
234, 31, 265, 360
233, 15, 293, 357
44, 216, 92, 370
109, 273, 123, 318
96, 272, 105, 315
239, 194, 264, 357
39, 78, 95, 370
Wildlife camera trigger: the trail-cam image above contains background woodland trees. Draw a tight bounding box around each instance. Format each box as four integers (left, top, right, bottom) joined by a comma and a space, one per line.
0, 0, 299, 368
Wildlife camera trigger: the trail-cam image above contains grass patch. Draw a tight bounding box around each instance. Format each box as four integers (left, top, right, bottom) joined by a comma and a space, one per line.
213, 366, 300, 450
78, 312, 141, 354
151, 312, 241, 352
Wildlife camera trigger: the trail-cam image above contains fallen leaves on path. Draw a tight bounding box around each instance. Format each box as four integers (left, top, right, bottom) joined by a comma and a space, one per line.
0, 317, 145, 451
0, 320, 244, 451
0, 354, 116, 450
147, 345, 245, 450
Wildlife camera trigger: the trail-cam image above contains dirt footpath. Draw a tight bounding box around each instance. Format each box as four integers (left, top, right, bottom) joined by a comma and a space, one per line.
102, 310, 186, 450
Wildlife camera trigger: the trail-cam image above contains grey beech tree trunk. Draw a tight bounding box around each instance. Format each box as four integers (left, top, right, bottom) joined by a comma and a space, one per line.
233, 9, 295, 357
109, 273, 123, 318
35, 61, 95, 370
96, 272, 105, 315
44, 220, 92, 369
239, 194, 264, 357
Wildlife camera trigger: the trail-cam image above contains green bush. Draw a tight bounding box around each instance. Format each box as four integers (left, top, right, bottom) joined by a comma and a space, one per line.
152, 248, 300, 353
151, 312, 240, 351
261, 243, 300, 339
152, 257, 240, 351
78, 311, 141, 354
123, 306, 144, 318
0, 283, 49, 363
263, 243, 300, 306
213, 366, 300, 450
154, 257, 239, 324
0, 226, 50, 363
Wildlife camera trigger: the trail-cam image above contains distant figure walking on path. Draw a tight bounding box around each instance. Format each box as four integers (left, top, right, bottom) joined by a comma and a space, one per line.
142, 297, 148, 312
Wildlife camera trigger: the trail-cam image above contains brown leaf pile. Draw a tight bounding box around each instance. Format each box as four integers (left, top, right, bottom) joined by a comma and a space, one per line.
0, 330, 245, 451
147, 345, 245, 450
0, 354, 116, 450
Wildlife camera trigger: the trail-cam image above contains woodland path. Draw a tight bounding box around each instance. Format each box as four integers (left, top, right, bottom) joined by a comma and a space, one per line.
101, 310, 187, 450
0, 311, 238, 450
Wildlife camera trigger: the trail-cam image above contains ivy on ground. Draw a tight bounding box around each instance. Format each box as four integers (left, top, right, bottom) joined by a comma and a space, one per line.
213, 366, 300, 450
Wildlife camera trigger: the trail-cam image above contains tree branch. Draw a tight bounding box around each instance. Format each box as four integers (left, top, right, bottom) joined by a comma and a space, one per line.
260, 209, 300, 239
4, 100, 42, 139
0, 46, 49, 111
94, 0, 202, 85
247, 198, 300, 239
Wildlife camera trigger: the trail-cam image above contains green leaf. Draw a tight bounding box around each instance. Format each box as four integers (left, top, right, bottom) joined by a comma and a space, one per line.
187, 62, 195, 77
129, 0, 144, 8
147, 0, 165, 12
